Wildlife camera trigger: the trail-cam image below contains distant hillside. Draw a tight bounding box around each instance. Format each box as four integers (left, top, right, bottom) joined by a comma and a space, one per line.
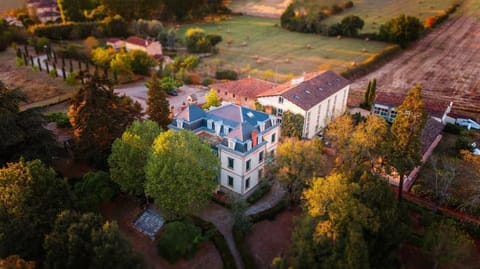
0, 0, 24, 12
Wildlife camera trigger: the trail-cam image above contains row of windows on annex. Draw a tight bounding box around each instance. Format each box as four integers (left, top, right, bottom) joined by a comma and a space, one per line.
217, 89, 251, 103
372, 105, 397, 122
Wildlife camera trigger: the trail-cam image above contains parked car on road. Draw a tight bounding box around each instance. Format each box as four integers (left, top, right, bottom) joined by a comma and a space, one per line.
167, 90, 178, 96
455, 118, 480, 130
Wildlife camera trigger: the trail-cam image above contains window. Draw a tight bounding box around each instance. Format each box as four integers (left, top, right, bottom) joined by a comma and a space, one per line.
278, 96, 284, 103
228, 157, 234, 169
233, 94, 235, 98
258, 169, 263, 179
246, 159, 251, 171
259, 151, 264, 163
271, 133, 276, 143
228, 176, 234, 187
245, 97, 248, 101
245, 178, 250, 190
277, 108, 283, 117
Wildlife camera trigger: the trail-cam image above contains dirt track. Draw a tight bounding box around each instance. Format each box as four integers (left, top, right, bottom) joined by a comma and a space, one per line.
350, 1, 480, 119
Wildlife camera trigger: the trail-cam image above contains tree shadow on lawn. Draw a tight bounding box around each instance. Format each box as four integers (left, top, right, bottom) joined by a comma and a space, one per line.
101, 195, 223, 269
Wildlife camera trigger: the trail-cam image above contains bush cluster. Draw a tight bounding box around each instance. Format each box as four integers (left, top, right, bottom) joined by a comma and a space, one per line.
280, 1, 354, 34
215, 70, 238, 80
47, 112, 71, 128
157, 220, 204, 263
32, 16, 129, 40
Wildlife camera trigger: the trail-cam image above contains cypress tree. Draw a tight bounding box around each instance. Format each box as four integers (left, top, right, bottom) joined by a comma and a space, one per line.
368, 78, 377, 108
361, 80, 372, 109
146, 72, 171, 130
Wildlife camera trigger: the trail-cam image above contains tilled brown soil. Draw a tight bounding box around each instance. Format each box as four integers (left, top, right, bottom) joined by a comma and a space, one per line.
350, 2, 480, 119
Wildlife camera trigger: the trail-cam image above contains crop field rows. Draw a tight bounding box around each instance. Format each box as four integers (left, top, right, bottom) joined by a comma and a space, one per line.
350, 0, 480, 118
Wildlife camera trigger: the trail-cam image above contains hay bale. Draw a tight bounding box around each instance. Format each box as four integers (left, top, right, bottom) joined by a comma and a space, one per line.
336, 35, 342, 39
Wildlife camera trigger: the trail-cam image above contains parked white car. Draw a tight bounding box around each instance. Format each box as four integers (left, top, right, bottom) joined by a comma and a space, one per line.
456, 118, 480, 130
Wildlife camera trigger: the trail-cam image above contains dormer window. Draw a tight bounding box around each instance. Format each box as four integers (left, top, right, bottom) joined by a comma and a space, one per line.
228, 138, 235, 149
247, 140, 252, 151
207, 119, 213, 130
258, 121, 265, 132
177, 119, 184, 128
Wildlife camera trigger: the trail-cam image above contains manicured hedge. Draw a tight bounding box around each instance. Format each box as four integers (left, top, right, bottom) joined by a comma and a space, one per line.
341, 45, 401, 80
189, 216, 237, 269
249, 198, 288, 223
31, 18, 129, 40
215, 70, 238, 80
232, 228, 257, 269
246, 181, 271, 205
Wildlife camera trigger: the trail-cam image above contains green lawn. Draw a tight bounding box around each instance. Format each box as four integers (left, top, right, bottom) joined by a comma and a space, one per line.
178, 16, 390, 81
318, 0, 457, 33
0, 0, 24, 12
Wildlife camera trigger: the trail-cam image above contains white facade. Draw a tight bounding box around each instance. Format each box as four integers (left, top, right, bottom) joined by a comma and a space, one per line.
218, 126, 279, 195
170, 104, 280, 197
257, 85, 349, 139
125, 41, 162, 56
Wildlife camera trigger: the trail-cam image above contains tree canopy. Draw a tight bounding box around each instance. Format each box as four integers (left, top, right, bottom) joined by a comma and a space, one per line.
290, 172, 402, 269
146, 73, 171, 129
145, 129, 219, 218
202, 89, 221, 109
273, 137, 328, 205
280, 111, 304, 139
0, 159, 72, 261
68, 76, 142, 167
379, 14, 424, 48
43, 210, 143, 269
389, 84, 426, 201
73, 171, 118, 212
108, 120, 162, 196
0, 82, 56, 165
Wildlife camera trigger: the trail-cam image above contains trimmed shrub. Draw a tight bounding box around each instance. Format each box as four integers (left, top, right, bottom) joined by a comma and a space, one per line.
189, 216, 237, 269
157, 220, 204, 263
202, 77, 214, 86
15, 56, 25, 67
215, 70, 238, 80
66, 71, 79, 85
249, 198, 288, 223
233, 228, 257, 269
444, 122, 462, 134
47, 112, 71, 128
246, 180, 271, 205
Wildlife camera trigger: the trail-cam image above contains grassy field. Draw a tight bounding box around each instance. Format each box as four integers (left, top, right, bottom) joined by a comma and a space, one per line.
229, 0, 457, 32
0, 0, 24, 12
299, 0, 458, 33
178, 16, 390, 81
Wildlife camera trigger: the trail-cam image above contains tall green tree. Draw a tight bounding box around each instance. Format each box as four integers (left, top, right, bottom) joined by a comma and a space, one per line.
0, 82, 56, 165
361, 79, 376, 110
281, 111, 304, 139
379, 14, 424, 48
68, 76, 142, 168
328, 114, 389, 177
291, 172, 402, 269
146, 73, 171, 129
74, 171, 118, 212
202, 89, 221, 109
43, 210, 143, 269
274, 137, 328, 205
128, 50, 156, 76
145, 129, 219, 219
389, 84, 426, 201
0, 159, 72, 261
339, 15, 364, 37
108, 120, 162, 195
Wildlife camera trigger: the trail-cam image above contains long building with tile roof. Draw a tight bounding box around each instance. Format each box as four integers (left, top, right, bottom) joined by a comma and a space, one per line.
169, 104, 281, 197
257, 70, 350, 138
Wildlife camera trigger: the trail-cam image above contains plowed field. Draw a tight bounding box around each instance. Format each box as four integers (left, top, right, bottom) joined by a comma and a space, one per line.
350, 0, 480, 119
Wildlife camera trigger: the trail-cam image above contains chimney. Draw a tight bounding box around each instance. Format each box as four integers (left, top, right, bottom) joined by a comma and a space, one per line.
251, 130, 258, 147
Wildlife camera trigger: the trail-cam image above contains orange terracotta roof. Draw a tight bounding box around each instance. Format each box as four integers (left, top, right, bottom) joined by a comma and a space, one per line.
125, 36, 150, 47
209, 77, 277, 99
258, 70, 350, 110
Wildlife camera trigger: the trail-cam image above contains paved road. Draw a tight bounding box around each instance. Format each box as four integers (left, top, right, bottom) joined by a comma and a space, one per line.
115, 81, 208, 113
196, 180, 286, 269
